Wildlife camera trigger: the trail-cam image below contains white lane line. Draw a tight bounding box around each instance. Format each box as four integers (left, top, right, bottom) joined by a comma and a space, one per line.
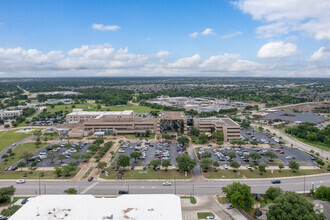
81, 182, 99, 194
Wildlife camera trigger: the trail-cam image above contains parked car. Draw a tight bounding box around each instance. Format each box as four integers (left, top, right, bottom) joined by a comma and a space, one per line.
21, 198, 28, 204
88, 177, 94, 182
0, 215, 7, 220
118, 190, 129, 194
271, 180, 281, 184
206, 216, 216, 220
163, 182, 172, 186
16, 179, 26, 184
226, 204, 234, 209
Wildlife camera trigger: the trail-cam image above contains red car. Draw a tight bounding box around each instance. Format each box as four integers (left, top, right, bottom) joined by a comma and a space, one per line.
4, 167, 9, 171
279, 146, 284, 149
280, 151, 285, 154
276, 149, 281, 152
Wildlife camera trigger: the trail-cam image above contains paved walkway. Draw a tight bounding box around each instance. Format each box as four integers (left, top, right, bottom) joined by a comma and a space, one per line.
181, 195, 246, 220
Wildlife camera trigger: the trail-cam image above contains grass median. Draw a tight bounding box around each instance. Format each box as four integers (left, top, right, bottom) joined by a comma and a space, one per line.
100, 168, 191, 180
0, 129, 34, 153
203, 169, 327, 179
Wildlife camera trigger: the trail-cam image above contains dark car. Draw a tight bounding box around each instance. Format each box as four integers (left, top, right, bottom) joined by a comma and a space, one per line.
271, 180, 281, 184
88, 177, 94, 182
21, 198, 28, 204
118, 190, 129, 194
131, 166, 135, 170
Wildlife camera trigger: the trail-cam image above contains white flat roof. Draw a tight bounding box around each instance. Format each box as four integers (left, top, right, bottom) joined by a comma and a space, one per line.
67, 110, 134, 116
10, 194, 182, 220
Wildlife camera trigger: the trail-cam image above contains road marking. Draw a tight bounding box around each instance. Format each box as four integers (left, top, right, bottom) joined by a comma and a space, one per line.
81, 182, 99, 194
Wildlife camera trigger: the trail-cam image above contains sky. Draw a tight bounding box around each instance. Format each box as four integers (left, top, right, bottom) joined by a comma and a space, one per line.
0, 0, 330, 78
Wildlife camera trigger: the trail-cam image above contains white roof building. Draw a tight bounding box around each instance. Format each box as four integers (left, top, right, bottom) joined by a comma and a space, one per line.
10, 194, 182, 220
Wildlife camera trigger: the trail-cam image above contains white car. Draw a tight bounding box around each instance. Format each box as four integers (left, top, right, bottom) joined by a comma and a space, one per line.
315, 185, 320, 189
285, 156, 292, 159
163, 182, 172, 186
16, 179, 25, 184
172, 165, 176, 169
223, 165, 228, 169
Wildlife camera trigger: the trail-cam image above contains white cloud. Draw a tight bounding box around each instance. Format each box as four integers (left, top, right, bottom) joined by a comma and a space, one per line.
309, 47, 330, 61
234, 0, 330, 40
92, 23, 121, 31
189, 28, 215, 38
220, 31, 242, 39
168, 54, 203, 68
201, 28, 215, 36
257, 41, 298, 59
156, 51, 169, 57
189, 32, 199, 38
0, 44, 328, 77
285, 35, 298, 42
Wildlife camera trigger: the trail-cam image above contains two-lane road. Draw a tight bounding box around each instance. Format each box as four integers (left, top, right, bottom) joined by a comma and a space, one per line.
3, 173, 329, 196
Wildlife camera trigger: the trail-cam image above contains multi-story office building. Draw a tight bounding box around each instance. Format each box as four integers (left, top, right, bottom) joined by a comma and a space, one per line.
0, 110, 22, 119
66, 109, 240, 141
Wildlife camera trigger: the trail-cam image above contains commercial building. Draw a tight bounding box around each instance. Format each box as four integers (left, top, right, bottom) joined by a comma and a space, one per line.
0, 110, 22, 119
10, 194, 182, 220
193, 116, 241, 142
66, 109, 240, 141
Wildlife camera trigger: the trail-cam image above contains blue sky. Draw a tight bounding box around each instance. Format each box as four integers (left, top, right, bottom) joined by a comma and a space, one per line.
0, 0, 329, 77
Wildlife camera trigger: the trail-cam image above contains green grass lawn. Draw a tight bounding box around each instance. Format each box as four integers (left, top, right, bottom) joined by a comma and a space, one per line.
100, 168, 191, 179
296, 137, 330, 152
217, 196, 229, 204
197, 212, 214, 219
0, 129, 34, 153
0, 142, 48, 170
203, 169, 327, 179
181, 196, 197, 204
0, 168, 80, 179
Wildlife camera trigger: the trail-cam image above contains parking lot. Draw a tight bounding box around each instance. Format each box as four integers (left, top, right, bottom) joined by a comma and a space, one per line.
114, 141, 184, 167
240, 127, 280, 146
25, 142, 91, 167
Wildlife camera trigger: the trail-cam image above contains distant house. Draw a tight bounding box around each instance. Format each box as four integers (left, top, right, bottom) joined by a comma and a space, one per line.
263, 110, 330, 125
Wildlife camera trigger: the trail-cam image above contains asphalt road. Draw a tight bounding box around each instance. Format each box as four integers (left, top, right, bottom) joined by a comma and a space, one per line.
3, 173, 329, 196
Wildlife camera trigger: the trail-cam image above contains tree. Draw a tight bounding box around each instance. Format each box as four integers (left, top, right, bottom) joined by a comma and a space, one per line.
278, 164, 284, 172
0, 186, 15, 204
161, 134, 172, 140
240, 120, 250, 129
130, 151, 142, 163
267, 191, 325, 220
47, 152, 57, 163
54, 167, 62, 177
145, 129, 151, 137
190, 128, 200, 136
265, 151, 278, 162
289, 161, 300, 172
176, 155, 196, 171
200, 152, 212, 159
82, 153, 92, 162
117, 155, 131, 169
222, 182, 253, 210
64, 143, 72, 149
230, 161, 240, 172
70, 153, 81, 163
35, 140, 42, 147
213, 161, 219, 169
57, 154, 66, 163
177, 136, 190, 146
150, 159, 161, 170
97, 162, 107, 171
314, 186, 330, 202
62, 165, 76, 176
200, 158, 213, 170
258, 164, 267, 174
97, 103, 101, 110
1, 154, 8, 162
230, 140, 237, 147
162, 160, 171, 170
197, 133, 208, 144
236, 140, 245, 148
248, 152, 261, 162
250, 140, 258, 147
227, 152, 236, 159
21, 152, 33, 164
0, 205, 21, 217
266, 187, 283, 200
64, 187, 77, 194
17, 162, 26, 171
212, 131, 224, 141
